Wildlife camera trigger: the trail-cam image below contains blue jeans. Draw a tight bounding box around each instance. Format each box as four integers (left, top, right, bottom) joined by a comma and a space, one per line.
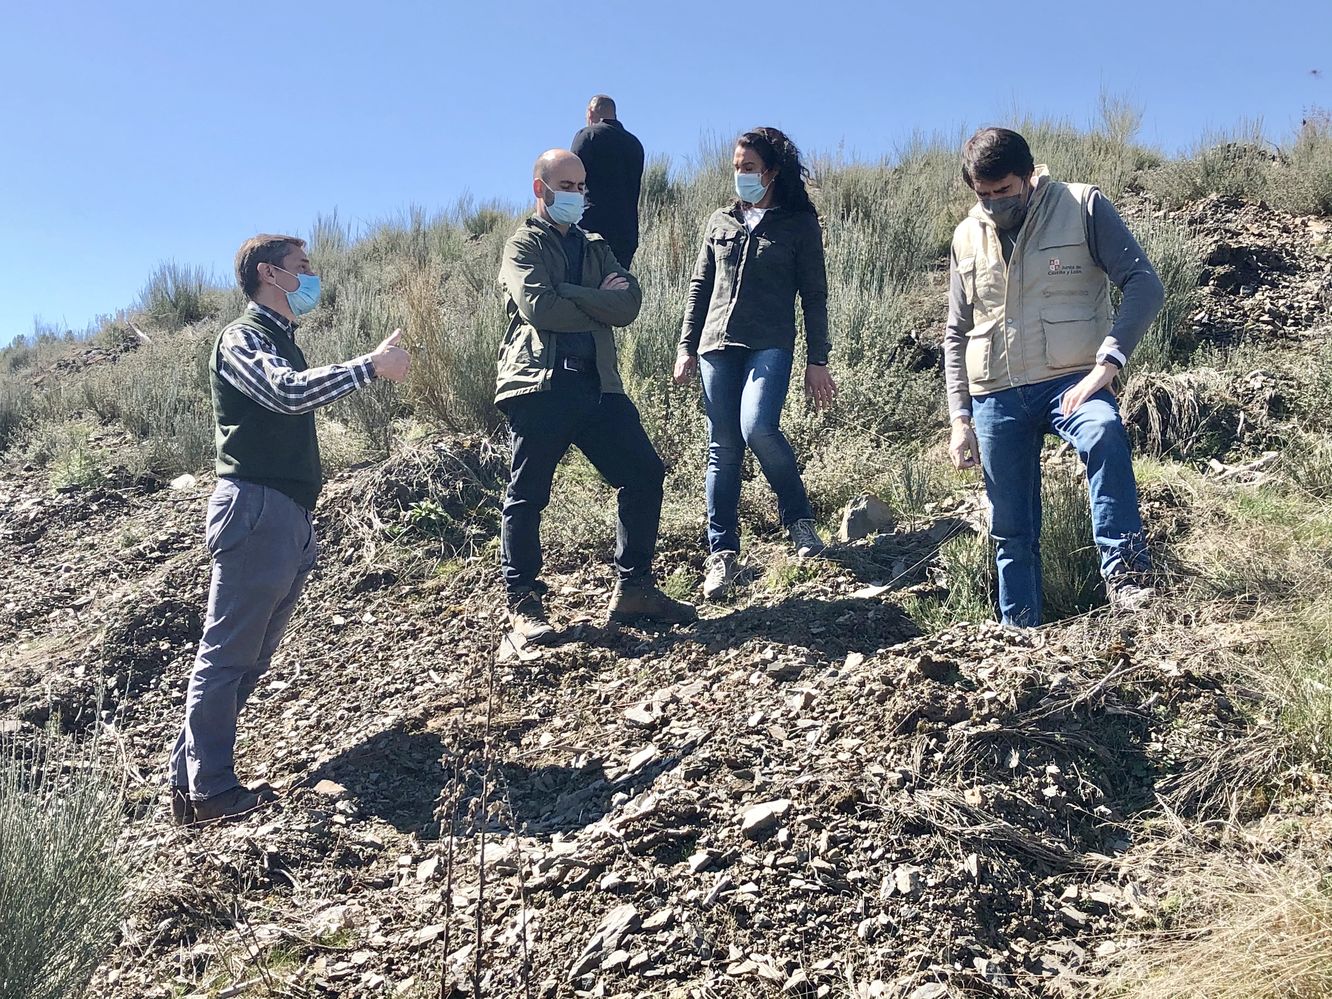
972, 372, 1149, 627
700, 347, 814, 554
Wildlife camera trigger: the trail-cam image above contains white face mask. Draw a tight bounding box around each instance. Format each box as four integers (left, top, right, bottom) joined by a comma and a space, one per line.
735, 170, 769, 204
543, 181, 585, 225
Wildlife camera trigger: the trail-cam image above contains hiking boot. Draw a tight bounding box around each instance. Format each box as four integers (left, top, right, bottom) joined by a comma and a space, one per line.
1106, 568, 1156, 613
170, 785, 194, 825
702, 551, 739, 602
191, 784, 277, 824
787, 519, 826, 558
608, 577, 698, 625
507, 590, 555, 645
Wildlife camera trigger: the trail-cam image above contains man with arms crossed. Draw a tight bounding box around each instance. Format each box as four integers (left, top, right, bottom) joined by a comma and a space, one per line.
944, 128, 1164, 628
496, 149, 695, 643
168, 234, 409, 822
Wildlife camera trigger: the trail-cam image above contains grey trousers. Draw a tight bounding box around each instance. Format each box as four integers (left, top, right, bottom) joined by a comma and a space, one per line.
168, 479, 317, 800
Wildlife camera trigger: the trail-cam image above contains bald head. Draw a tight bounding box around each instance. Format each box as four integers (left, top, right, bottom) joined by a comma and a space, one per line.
533, 148, 584, 183
531, 149, 586, 226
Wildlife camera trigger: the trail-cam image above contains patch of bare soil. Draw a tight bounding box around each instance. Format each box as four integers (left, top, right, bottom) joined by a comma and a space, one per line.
0, 432, 1290, 999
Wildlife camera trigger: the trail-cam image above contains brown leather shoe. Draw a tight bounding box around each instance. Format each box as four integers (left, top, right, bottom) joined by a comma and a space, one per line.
608, 578, 698, 625
191, 784, 277, 824
508, 590, 556, 645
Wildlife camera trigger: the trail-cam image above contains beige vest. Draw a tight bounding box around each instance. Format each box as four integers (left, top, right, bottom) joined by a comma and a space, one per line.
952, 167, 1111, 397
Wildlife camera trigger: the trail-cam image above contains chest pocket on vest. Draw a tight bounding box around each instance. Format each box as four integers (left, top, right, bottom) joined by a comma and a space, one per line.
957, 255, 1004, 315
1036, 218, 1102, 368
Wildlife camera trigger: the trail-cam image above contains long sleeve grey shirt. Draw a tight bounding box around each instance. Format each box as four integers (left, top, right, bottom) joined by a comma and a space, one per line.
943, 190, 1165, 419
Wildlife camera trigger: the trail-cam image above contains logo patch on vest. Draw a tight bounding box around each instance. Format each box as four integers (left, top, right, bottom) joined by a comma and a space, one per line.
1049, 257, 1084, 276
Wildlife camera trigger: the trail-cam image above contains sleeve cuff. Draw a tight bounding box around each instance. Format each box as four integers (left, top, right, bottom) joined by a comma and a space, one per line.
1096, 347, 1126, 369
951, 409, 972, 422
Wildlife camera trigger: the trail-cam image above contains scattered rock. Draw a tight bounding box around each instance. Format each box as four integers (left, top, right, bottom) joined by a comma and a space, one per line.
839, 493, 896, 542
740, 799, 793, 841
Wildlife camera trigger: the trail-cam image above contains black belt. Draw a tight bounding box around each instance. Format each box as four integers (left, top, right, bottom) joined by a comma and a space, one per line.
560, 356, 596, 374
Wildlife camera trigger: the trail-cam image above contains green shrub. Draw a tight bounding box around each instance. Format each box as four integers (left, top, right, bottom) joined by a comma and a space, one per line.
1125, 216, 1206, 372
0, 725, 130, 999
901, 527, 995, 631
1142, 121, 1275, 208
1040, 463, 1104, 620
70, 330, 215, 475
136, 261, 222, 332
0, 375, 34, 453
309, 279, 409, 456
1272, 120, 1332, 216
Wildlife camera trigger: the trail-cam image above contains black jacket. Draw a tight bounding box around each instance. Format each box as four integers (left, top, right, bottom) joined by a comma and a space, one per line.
678, 205, 830, 364
571, 119, 645, 260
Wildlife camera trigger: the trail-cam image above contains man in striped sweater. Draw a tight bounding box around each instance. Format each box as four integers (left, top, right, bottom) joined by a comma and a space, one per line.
167, 234, 409, 823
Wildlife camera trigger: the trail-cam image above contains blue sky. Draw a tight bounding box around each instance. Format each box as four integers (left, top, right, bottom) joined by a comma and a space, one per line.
2, 0, 1327, 343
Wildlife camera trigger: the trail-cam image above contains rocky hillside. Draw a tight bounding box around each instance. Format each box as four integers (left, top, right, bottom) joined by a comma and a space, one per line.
1, 191, 1330, 999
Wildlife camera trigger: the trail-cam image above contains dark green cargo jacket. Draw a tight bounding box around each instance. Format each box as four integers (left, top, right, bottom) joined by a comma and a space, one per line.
677, 204, 830, 364
494, 215, 642, 407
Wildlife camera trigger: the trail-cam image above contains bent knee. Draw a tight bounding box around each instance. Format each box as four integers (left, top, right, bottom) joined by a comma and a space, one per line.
1078, 413, 1129, 453
643, 453, 666, 489
740, 419, 784, 449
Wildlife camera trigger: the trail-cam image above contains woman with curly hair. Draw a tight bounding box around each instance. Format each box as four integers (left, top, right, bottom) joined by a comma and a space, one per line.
674, 127, 837, 601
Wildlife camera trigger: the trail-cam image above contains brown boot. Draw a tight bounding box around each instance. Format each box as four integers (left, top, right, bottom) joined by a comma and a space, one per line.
508, 590, 556, 645
608, 577, 698, 625
191, 784, 277, 824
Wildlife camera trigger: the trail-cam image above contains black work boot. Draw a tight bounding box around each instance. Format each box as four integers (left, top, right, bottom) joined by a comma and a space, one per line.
508, 589, 556, 645
607, 576, 698, 625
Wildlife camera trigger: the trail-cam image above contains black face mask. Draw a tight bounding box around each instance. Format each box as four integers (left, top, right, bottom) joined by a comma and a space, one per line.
981, 182, 1030, 230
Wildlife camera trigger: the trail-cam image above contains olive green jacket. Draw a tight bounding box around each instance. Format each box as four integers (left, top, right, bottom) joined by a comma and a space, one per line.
494, 215, 642, 407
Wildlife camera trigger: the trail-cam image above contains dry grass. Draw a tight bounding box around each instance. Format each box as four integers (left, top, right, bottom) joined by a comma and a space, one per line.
1119, 369, 1248, 461
1104, 855, 1332, 999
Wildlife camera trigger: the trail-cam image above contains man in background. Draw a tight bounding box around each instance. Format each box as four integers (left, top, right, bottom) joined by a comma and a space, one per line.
571, 94, 646, 268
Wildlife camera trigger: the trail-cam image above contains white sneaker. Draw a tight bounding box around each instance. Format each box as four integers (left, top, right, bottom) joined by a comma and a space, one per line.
787, 519, 826, 558
702, 551, 739, 601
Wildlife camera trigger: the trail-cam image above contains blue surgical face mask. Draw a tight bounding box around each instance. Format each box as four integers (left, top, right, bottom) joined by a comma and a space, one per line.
274, 266, 321, 316
735, 170, 769, 204
543, 182, 585, 226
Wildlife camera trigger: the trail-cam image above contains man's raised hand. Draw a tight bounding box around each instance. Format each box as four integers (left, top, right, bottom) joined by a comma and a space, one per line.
371, 329, 411, 383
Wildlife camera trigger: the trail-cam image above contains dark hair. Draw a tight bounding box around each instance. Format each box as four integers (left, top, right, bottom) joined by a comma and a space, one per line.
234, 234, 305, 298
588, 94, 616, 118
737, 127, 817, 215
961, 127, 1035, 189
